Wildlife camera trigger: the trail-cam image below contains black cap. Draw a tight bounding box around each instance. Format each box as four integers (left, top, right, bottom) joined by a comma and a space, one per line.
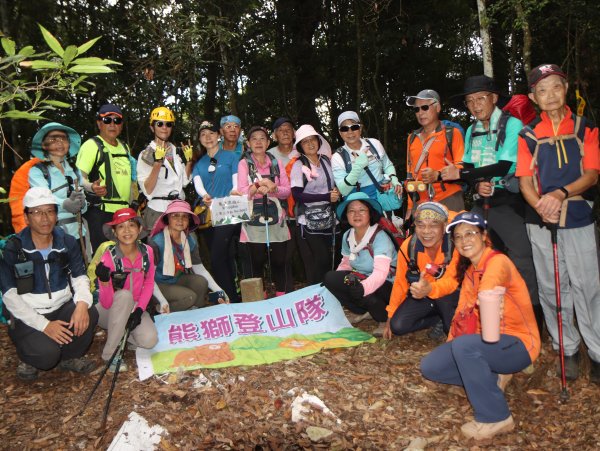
97, 103, 123, 118
272, 117, 294, 132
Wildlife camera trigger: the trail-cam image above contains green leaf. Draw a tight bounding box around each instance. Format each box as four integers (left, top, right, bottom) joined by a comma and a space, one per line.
17, 45, 35, 57
41, 99, 71, 108
1, 37, 15, 56
71, 57, 121, 66
68, 64, 115, 74
76, 36, 101, 55
62, 45, 78, 66
70, 75, 87, 88
0, 187, 6, 194
1, 110, 46, 120
38, 24, 64, 57
28, 60, 61, 70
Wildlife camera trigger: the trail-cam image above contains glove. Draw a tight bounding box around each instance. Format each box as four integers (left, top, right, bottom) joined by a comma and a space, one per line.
62, 189, 85, 214
154, 145, 166, 161
182, 144, 193, 163
95, 262, 111, 283
110, 271, 129, 290
344, 152, 369, 187
127, 307, 143, 331
348, 281, 365, 301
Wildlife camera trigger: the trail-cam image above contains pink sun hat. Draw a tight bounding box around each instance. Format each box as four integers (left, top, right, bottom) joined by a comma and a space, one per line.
150, 200, 201, 237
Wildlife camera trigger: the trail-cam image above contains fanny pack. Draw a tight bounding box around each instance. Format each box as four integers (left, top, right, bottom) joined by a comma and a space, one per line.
249, 198, 281, 226
304, 204, 335, 231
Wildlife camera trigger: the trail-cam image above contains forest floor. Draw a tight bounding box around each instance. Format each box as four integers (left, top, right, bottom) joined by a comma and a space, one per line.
0, 319, 599, 450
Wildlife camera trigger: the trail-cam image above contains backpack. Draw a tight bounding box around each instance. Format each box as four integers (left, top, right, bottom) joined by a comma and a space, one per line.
9, 159, 54, 233
0, 234, 16, 323
406, 232, 453, 271
85, 136, 132, 209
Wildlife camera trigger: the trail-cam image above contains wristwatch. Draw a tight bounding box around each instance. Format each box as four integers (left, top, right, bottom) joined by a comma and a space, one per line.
558, 186, 569, 199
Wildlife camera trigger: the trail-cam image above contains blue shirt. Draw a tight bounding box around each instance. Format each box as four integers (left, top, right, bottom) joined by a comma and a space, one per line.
151, 232, 201, 285
192, 149, 239, 198
219, 141, 244, 160
341, 229, 398, 282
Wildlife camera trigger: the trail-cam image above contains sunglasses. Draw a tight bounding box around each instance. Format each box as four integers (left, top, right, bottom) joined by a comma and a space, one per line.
154, 121, 174, 128
208, 157, 217, 173
100, 116, 123, 125
411, 102, 436, 113
339, 124, 361, 133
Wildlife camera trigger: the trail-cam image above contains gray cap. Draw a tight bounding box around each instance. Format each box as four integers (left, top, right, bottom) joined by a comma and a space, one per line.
406, 89, 441, 106
337, 111, 360, 128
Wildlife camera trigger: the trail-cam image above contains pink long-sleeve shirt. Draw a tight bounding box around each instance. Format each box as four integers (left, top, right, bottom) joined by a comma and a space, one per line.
98, 244, 156, 311
237, 154, 291, 200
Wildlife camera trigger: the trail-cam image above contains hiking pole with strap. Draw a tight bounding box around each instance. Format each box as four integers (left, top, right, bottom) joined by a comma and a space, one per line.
549, 223, 569, 402
262, 195, 273, 290
73, 179, 89, 266
78, 320, 132, 428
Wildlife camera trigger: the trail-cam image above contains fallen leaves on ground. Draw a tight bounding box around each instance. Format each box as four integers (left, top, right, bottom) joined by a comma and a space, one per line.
1, 321, 599, 450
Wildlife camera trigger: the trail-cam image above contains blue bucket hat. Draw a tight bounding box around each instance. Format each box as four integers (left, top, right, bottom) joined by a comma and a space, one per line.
30, 122, 81, 159
336, 192, 383, 219
445, 211, 486, 234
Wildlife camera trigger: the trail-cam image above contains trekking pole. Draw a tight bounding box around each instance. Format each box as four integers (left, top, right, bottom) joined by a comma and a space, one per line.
73, 179, 89, 266
262, 195, 273, 290
78, 322, 132, 428
549, 223, 569, 402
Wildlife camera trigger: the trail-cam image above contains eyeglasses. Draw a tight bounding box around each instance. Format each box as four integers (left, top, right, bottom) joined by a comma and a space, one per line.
464, 95, 490, 107
154, 121, 173, 128
27, 208, 57, 218
347, 208, 369, 216
208, 157, 217, 173
45, 136, 69, 144
100, 116, 123, 125
451, 230, 481, 243
411, 102, 436, 113
339, 124, 361, 133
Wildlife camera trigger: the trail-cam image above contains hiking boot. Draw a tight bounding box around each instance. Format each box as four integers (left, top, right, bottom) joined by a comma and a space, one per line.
557, 352, 579, 381
16, 362, 38, 381
108, 359, 128, 374
427, 320, 446, 341
58, 357, 96, 374
461, 415, 515, 440
590, 360, 600, 385
497, 374, 513, 392
371, 322, 386, 337
345, 311, 371, 325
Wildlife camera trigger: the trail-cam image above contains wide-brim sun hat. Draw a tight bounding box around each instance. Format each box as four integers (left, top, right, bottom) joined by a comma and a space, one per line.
294, 124, 332, 158
150, 199, 200, 237
451, 75, 509, 109
30, 122, 81, 159
102, 208, 146, 241
336, 192, 383, 220
445, 211, 486, 234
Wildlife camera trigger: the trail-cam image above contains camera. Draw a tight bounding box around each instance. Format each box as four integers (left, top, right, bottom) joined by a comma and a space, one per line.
344, 272, 366, 286
406, 265, 421, 284
111, 271, 130, 291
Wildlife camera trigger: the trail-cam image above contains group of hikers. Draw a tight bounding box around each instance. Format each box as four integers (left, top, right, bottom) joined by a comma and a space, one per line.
1, 63, 599, 441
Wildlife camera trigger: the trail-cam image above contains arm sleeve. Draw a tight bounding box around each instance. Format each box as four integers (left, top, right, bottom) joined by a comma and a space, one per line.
193, 174, 208, 197
459, 160, 513, 182
153, 283, 169, 308
231, 173, 238, 191
331, 151, 365, 196
192, 263, 223, 292
136, 245, 156, 311
291, 187, 330, 203
337, 255, 352, 271
136, 154, 153, 197
360, 256, 391, 296
237, 159, 250, 195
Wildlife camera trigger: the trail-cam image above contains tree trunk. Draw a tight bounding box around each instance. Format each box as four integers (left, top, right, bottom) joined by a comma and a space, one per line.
476, 0, 494, 78
514, 0, 532, 74
355, 0, 362, 112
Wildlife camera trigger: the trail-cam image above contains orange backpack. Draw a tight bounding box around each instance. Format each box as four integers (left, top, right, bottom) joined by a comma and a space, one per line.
9, 158, 50, 233
285, 157, 298, 218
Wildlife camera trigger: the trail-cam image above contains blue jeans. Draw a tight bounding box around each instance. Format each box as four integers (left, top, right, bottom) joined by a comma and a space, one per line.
420, 334, 531, 423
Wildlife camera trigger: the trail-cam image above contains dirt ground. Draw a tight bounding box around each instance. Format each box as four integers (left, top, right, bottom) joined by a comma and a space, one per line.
0, 319, 598, 450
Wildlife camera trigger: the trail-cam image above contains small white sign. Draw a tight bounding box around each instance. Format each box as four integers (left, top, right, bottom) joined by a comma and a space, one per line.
210, 195, 250, 225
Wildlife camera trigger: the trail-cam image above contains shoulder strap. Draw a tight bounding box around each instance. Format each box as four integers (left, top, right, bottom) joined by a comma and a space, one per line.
365, 225, 382, 259
320, 155, 333, 191
139, 242, 150, 274
495, 111, 511, 152
365, 139, 382, 161
408, 234, 419, 268
336, 146, 352, 173
444, 126, 454, 161
245, 152, 258, 181
267, 152, 280, 179
441, 233, 454, 265
33, 162, 55, 191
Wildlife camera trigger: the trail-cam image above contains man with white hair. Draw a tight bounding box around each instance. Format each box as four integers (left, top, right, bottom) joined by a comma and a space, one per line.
0, 187, 98, 381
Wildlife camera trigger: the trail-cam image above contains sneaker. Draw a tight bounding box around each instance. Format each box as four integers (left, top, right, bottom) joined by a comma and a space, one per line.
108, 359, 128, 374
372, 322, 386, 337
16, 362, 38, 381
461, 415, 515, 440
558, 352, 579, 381
427, 319, 446, 341
346, 311, 371, 325
590, 359, 600, 385
497, 374, 513, 392
58, 357, 96, 374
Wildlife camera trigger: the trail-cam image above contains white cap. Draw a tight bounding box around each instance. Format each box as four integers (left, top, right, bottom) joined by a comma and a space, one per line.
337, 111, 360, 128
23, 187, 57, 209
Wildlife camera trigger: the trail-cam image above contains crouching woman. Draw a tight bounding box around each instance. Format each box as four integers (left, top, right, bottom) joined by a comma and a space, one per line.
95, 208, 158, 371
420, 211, 540, 441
